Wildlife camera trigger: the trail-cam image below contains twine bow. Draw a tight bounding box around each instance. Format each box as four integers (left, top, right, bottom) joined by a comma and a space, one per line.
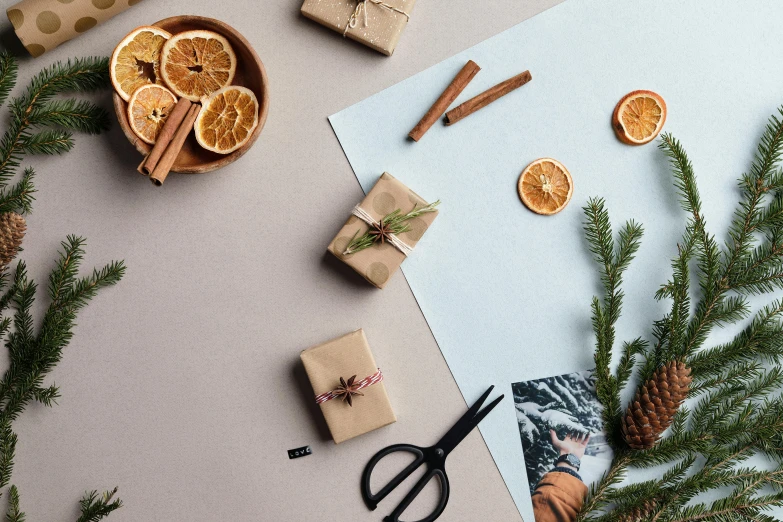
315, 368, 384, 405
351, 206, 414, 256
343, 0, 411, 36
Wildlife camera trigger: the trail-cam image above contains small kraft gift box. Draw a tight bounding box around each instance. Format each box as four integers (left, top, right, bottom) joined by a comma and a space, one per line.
327, 172, 439, 289
301, 0, 415, 56
301, 329, 395, 444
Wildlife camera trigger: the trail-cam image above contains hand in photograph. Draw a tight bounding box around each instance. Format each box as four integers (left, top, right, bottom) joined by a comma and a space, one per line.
550, 430, 589, 467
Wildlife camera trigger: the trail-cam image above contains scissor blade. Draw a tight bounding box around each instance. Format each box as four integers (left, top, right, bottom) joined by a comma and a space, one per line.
437, 390, 504, 456
463, 385, 494, 420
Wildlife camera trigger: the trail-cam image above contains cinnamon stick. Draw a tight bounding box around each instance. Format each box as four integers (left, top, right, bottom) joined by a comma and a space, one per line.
408, 60, 481, 141
138, 97, 193, 176
149, 104, 201, 186
444, 70, 532, 126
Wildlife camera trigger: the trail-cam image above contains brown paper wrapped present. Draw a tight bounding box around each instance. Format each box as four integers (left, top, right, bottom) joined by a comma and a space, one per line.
7, 0, 143, 58
301, 329, 395, 444
301, 0, 415, 56
328, 172, 438, 289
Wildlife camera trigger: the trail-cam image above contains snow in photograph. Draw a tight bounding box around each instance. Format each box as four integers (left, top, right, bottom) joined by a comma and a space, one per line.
512, 370, 613, 494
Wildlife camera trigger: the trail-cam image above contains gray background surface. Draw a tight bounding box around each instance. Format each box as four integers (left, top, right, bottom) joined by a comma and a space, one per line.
0, 0, 564, 520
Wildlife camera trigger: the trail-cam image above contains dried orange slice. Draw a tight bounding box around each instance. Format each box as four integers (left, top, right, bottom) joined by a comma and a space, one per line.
160, 30, 237, 102
518, 158, 574, 215
612, 90, 667, 145
127, 84, 177, 145
194, 86, 258, 154
111, 26, 171, 101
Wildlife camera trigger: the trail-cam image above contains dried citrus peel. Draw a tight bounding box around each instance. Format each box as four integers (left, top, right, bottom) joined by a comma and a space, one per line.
518, 158, 574, 215
110, 26, 171, 101
194, 85, 258, 154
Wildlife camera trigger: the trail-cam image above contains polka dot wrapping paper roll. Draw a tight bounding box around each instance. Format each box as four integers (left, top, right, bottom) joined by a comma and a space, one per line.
7, 0, 143, 58
327, 172, 438, 289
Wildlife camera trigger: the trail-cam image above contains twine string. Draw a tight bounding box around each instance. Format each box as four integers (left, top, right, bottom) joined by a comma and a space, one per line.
351, 205, 414, 256
344, 0, 411, 36
315, 368, 384, 404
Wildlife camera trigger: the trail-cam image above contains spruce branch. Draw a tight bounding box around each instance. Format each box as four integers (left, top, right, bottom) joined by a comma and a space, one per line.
579, 107, 783, 520
582, 198, 644, 449
0, 53, 18, 110
0, 55, 120, 519
26, 99, 110, 134
5, 485, 24, 522
0, 56, 110, 211
77, 488, 122, 522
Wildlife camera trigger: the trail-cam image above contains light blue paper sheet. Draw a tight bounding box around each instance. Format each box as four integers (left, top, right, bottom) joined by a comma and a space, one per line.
329, 0, 783, 518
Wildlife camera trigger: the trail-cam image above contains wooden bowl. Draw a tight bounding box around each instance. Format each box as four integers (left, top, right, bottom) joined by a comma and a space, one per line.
113, 16, 269, 174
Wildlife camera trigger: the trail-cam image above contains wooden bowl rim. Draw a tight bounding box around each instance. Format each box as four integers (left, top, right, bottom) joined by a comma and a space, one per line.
113, 15, 270, 174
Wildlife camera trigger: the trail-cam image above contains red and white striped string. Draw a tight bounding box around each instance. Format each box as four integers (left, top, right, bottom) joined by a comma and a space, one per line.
315, 368, 384, 404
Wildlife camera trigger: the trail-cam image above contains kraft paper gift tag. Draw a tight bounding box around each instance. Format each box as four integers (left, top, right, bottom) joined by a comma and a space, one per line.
301, 329, 395, 444
7, 0, 143, 57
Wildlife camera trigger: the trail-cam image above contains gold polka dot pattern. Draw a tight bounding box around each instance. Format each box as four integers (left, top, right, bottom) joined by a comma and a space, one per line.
372, 191, 396, 216
7, 0, 140, 58
73, 16, 96, 32
25, 44, 45, 57
7, 9, 23, 29
366, 263, 390, 287
333, 237, 351, 259
36, 11, 60, 34
403, 217, 428, 241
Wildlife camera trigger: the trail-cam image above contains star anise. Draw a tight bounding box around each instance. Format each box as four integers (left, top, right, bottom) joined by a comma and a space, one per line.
333, 375, 364, 407
369, 219, 393, 244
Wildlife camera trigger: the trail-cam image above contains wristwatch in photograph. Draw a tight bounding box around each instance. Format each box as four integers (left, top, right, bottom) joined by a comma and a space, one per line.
554, 453, 581, 470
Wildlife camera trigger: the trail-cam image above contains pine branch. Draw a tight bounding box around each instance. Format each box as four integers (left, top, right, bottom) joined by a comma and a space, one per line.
582, 198, 644, 448
27, 99, 110, 134
0, 421, 16, 492
0, 169, 35, 216
76, 488, 122, 522
5, 485, 24, 522
21, 129, 73, 155
0, 55, 122, 521
0, 56, 110, 200
580, 108, 783, 520
688, 300, 783, 382
0, 54, 18, 110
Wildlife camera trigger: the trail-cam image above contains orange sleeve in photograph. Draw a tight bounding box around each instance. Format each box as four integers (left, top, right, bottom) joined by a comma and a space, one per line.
531, 471, 588, 522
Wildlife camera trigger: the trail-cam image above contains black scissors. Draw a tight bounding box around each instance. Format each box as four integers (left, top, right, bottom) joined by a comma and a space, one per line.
361, 385, 504, 522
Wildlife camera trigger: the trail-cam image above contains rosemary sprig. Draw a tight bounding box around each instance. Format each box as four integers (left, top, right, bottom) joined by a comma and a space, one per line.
343, 200, 440, 255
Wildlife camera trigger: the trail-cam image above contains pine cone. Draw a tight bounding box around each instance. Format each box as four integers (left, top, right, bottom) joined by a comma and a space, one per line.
622, 360, 691, 449
0, 212, 25, 270
617, 501, 656, 522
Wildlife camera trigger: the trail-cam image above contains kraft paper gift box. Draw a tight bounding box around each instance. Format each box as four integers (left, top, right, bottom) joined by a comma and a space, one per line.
7, 0, 143, 58
301, 329, 395, 444
300, 0, 415, 56
327, 172, 438, 289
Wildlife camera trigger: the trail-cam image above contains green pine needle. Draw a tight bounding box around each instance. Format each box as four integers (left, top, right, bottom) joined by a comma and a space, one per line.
578, 106, 783, 521
0, 55, 111, 211
5, 485, 24, 522
77, 488, 122, 522
0, 53, 18, 110
343, 200, 440, 255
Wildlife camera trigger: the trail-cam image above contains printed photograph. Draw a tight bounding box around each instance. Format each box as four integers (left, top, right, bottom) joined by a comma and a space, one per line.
513, 370, 613, 510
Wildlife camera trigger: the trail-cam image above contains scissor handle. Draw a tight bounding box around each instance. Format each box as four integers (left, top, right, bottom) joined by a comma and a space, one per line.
361, 444, 450, 522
